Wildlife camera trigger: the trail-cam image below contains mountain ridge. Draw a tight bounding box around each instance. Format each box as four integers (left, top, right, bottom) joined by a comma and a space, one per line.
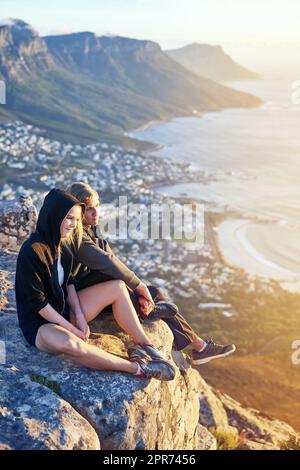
166, 43, 260, 82
0, 19, 262, 148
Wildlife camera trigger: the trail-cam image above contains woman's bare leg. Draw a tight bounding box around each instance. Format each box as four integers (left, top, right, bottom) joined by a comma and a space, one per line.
35, 323, 138, 374
77, 280, 151, 345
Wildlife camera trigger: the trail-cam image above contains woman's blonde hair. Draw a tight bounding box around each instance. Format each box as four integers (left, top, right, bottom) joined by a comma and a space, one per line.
60, 203, 84, 252
66, 182, 99, 206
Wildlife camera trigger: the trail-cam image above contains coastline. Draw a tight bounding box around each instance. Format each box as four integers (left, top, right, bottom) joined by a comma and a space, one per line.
153, 181, 300, 293
125, 112, 205, 156
127, 119, 164, 134
215, 218, 300, 292
124, 119, 166, 154
128, 95, 300, 294
128, 111, 204, 135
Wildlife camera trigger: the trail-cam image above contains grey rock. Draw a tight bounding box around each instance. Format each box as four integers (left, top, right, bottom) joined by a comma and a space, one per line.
196, 425, 217, 450
0, 196, 37, 251
0, 365, 100, 450
1, 311, 202, 450
198, 374, 231, 430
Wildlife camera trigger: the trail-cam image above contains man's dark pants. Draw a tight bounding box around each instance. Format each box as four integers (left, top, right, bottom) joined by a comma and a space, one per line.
74, 270, 198, 351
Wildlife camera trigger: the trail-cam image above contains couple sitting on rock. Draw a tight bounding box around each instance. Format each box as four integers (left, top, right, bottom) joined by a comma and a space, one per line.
15, 182, 235, 381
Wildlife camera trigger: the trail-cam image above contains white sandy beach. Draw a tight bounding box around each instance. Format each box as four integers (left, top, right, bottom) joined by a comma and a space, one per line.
215, 219, 300, 292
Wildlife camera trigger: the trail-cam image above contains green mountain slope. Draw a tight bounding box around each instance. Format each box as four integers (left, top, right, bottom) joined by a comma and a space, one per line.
0, 20, 262, 147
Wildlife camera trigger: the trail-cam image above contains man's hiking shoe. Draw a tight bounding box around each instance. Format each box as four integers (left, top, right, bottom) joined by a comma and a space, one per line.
191, 339, 236, 365
128, 343, 167, 362
148, 302, 179, 320
130, 357, 175, 381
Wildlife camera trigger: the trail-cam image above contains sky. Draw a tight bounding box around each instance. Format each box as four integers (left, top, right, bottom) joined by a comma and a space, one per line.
1, 0, 300, 77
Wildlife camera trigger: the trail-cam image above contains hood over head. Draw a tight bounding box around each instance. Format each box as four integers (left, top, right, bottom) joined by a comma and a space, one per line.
36, 188, 85, 251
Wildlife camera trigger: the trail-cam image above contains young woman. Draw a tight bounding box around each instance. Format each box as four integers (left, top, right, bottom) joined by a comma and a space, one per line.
15, 188, 175, 381
66, 182, 236, 365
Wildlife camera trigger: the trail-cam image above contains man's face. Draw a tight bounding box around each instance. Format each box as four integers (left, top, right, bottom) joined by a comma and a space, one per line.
83, 194, 100, 227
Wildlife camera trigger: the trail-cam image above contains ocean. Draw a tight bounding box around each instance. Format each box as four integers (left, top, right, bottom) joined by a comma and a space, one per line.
129, 79, 300, 290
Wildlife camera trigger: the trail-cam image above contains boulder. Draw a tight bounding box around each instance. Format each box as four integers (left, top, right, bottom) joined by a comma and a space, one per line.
1, 310, 204, 450
0, 365, 100, 450
0, 196, 37, 251
196, 425, 217, 450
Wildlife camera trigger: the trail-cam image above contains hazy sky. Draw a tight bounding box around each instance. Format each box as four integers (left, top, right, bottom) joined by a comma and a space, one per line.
1, 0, 300, 76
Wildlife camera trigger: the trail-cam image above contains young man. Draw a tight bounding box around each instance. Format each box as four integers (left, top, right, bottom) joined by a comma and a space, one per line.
66, 182, 236, 365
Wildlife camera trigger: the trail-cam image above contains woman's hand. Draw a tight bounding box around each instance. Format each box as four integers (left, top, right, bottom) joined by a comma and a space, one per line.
66, 284, 90, 341
67, 323, 87, 341
75, 311, 90, 341
39, 304, 88, 341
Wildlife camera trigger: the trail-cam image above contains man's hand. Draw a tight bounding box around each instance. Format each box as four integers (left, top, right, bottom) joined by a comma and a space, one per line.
138, 296, 155, 316
135, 282, 154, 307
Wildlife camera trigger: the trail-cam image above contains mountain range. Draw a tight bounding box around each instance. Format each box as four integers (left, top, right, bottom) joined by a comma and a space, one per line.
0, 19, 262, 148
166, 43, 260, 82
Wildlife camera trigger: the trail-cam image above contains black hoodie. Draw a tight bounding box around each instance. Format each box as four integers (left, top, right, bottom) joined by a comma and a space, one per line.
15, 189, 85, 346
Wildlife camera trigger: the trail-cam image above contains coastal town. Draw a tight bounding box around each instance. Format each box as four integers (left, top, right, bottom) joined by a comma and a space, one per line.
0, 120, 279, 315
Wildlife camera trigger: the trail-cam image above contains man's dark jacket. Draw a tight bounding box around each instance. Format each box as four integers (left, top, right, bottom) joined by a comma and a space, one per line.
72, 225, 141, 290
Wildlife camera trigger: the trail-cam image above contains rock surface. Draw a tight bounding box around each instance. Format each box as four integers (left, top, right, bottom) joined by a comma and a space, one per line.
198, 373, 232, 431
216, 390, 296, 448
197, 364, 296, 449
196, 425, 217, 450
0, 365, 100, 450
0, 196, 37, 251
1, 309, 204, 450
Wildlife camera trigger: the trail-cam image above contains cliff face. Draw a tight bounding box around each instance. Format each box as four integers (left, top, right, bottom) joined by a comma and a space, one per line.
0, 198, 297, 450
0, 20, 56, 82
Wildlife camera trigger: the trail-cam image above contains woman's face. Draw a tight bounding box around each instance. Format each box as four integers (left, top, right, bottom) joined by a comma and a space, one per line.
83, 194, 100, 226
60, 205, 82, 239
